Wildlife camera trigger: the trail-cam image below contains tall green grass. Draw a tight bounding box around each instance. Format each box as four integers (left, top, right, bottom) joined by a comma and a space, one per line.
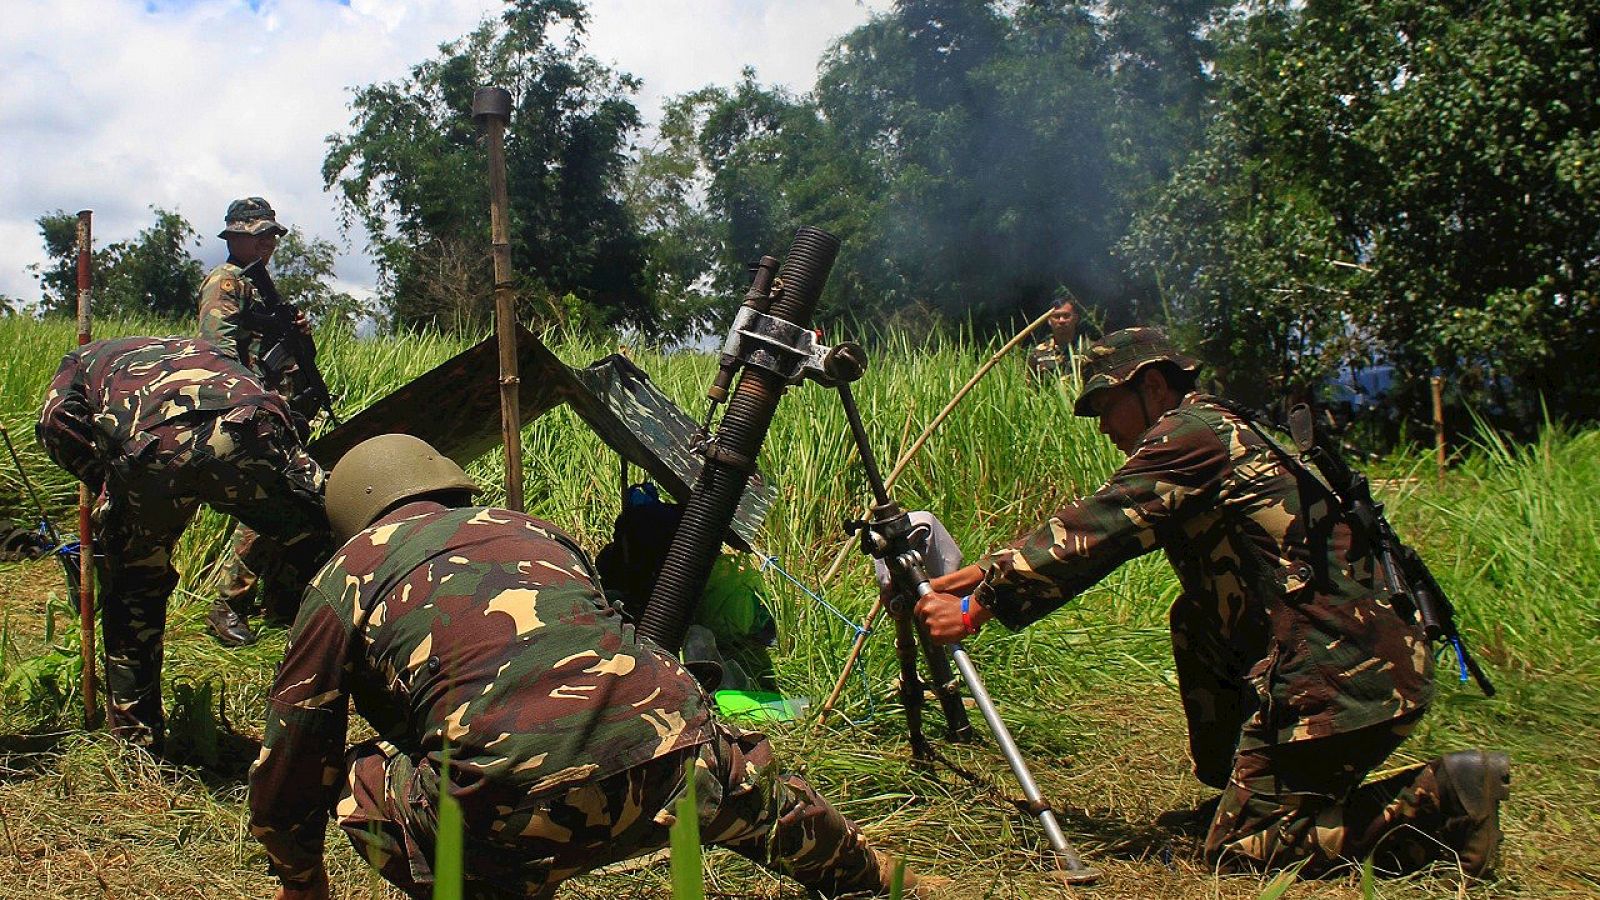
3, 313, 1596, 717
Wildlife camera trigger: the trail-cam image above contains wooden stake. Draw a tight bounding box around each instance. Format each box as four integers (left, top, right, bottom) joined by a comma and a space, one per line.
473, 87, 524, 512
1431, 374, 1446, 487
75, 209, 99, 729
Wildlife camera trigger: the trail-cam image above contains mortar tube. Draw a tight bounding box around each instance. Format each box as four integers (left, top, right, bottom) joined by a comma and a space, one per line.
638, 226, 839, 653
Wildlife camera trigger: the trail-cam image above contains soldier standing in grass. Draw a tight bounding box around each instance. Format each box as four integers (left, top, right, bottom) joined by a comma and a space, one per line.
198, 197, 316, 647
36, 337, 333, 748
916, 327, 1511, 877
250, 435, 948, 900
1024, 296, 1081, 385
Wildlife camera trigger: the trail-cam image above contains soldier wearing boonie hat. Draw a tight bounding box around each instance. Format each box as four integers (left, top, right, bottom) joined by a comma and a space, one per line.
217, 196, 289, 238
1070, 325, 1199, 416
912, 325, 1509, 879
198, 197, 308, 648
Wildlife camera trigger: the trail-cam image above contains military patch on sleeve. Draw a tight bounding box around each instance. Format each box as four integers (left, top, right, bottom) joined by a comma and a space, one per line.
221, 276, 239, 293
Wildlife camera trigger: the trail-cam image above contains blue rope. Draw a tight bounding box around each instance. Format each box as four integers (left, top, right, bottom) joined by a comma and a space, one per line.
759, 554, 879, 724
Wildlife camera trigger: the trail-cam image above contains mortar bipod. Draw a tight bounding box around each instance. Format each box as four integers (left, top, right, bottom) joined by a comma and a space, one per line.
832, 357, 1101, 886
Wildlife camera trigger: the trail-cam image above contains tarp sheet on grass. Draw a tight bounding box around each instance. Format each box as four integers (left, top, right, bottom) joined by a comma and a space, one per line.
307, 324, 772, 547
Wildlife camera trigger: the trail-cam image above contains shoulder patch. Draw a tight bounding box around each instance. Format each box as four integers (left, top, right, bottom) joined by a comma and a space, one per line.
220, 276, 239, 293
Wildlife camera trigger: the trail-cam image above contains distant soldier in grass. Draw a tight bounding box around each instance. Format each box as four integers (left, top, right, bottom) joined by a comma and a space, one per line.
1024, 296, 1081, 385
198, 197, 315, 648
36, 337, 333, 748
916, 327, 1511, 877
250, 434, 948, 900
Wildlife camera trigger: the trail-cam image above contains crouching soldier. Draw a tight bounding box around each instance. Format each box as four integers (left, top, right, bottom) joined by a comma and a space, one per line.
36, 336, 333, 748
918, 327, 1510, 878
250, 435, 946, 900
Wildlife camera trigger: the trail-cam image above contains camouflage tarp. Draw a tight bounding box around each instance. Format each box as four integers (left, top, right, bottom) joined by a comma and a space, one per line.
307, 326, 772, 547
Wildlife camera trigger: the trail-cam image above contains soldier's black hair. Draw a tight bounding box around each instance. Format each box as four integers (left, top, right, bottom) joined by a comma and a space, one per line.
1138, 361, 1198, 397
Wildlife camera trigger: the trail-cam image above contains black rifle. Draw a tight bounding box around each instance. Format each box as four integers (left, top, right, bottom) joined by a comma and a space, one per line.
236, 259, 341, 427
1283, 404, 1495, 696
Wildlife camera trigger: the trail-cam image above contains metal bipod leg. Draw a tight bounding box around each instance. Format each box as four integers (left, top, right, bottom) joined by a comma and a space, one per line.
948, 642, 1101, 884
892, 609, 933, 759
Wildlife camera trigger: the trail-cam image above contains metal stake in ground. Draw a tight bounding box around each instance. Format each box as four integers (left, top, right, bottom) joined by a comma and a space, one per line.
473, 85, 524, 512
75, 208, 99, 728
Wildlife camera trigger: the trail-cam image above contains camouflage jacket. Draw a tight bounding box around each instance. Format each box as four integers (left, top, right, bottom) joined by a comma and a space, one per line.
197, 261, 312, 418
974, 393, 1434, 745
36, 337, 290, 488
248, 503, 715, 884
1025, 338, 1074, 384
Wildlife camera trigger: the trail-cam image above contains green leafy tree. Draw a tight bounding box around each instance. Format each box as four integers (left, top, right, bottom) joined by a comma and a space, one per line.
271, 228, 367, 330
98, 208, 205, 318
324, 0, 654, 335
631, 0, 1224, 337
29, 211, 84, 318
30, 208, 203, 320
1127, 0, 1600, 428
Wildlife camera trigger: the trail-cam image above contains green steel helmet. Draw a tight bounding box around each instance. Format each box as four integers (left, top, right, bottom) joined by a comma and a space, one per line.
218, 196, 288, 239
326, 434, 479, 543
1073, 326, 1200, 417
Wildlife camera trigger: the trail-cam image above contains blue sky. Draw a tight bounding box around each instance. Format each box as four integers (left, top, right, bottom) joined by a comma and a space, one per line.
0, 0, 888, 309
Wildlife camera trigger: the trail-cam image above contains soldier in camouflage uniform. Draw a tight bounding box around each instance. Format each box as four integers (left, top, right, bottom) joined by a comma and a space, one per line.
1024, 298, 1081, 385
250, 435, 944, 900
36, 337, 333, 747
916, 327, 1510, 877
198, 197, 312, 647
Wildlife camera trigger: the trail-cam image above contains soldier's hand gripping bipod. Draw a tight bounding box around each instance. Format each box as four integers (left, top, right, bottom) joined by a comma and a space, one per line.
639, 227, 841, 653
833, 377, 1099, 884
836, 380, 972, 746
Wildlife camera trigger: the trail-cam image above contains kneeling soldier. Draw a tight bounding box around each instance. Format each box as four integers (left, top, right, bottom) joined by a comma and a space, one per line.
250, 435, 944, 900
919, 327, 1510, 878
37, 336, 333, 748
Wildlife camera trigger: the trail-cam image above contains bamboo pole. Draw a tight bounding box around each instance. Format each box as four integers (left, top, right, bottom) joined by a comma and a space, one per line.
813, 307, 1056, 725
473, 87, 524, 512
75, 209, 99, 728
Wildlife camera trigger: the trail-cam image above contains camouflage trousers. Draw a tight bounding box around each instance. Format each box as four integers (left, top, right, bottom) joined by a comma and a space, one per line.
1171, 605, 1454, 874
337, 725, 890, 899
215, 524, 300, 623
1206, 712, 1462, 875
92, 406, 331, 745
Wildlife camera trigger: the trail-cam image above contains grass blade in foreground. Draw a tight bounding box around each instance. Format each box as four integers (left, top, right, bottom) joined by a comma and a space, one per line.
669, 773, 704, 899
434, 749, 463, 900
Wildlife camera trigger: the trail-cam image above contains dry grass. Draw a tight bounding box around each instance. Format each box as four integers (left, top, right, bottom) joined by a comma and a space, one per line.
3, 555, 1596, 899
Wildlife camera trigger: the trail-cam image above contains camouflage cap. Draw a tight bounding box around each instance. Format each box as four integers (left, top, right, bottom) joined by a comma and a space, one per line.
218, 197, 288, 239
1073, 326, 1199, 417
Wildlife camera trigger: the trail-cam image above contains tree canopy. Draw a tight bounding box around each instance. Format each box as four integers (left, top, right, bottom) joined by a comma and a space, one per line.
28, 208, 351, 327
324, 0, 656, 335
1126, 0, 1600, 426
632, 0, 1224, 337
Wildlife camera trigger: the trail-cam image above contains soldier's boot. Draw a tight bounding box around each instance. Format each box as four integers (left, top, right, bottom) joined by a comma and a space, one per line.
1436, 750, 1511, 877
828, 849, 954, 899
1156, 793, 1223, 835
205, 597, 258, 647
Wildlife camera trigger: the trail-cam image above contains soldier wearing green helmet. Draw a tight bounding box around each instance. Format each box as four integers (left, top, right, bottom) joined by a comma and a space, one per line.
912, 326, 1510, 878
252, 434, 952, 900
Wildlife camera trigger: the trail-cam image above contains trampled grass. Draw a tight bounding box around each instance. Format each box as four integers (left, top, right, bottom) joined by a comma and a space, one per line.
1, 314, 1597, 898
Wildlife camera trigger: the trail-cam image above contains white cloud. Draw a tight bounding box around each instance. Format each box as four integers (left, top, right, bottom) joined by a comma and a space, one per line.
0, 0, 888, 309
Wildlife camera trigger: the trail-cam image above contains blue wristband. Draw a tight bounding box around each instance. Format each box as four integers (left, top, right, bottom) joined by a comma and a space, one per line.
960, 594, 977, 635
